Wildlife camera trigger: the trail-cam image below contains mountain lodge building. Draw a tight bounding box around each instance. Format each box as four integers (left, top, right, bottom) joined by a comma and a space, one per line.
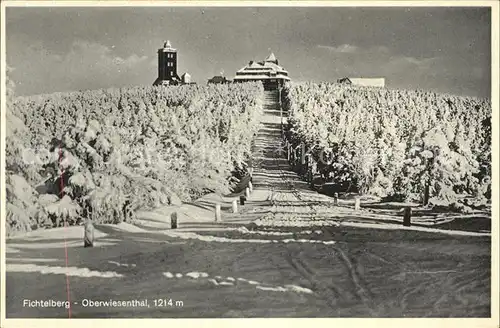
233, 53, 291, 90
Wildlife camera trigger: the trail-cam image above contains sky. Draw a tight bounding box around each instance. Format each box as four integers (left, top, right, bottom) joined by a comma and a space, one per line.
5, 6, 492, 98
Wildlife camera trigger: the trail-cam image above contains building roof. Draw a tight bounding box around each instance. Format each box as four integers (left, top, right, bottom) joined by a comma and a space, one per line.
208, 76, 229, 83
233, 75, 290, 81
234, 54, 290, 81
265, 52, 277, 63
160, 40, 177, 52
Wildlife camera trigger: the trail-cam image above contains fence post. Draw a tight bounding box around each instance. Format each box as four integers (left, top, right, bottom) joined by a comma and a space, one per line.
423, 182, 430, 206
301, 144, 306, 165
403, 207, 412, 226
249, 167, 253, 183
232, 199, 238, 213
294, 147, 299, 169
334, 193, 339, 206
307, 156, 313, 182
280, 102, 284, 136
215, 204, 221, 222
245, 187, 250, 199
84, 219, 95, 247
354, 198, 361, 211
170, 212, 178, 229
248, 181, 253, 193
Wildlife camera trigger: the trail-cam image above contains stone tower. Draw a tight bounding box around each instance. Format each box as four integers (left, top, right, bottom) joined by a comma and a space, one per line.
153, 40, 180, 86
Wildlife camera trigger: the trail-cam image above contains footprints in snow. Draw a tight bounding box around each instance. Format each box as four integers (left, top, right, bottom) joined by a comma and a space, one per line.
162, 271, 314, 295
108, 261, 137, 268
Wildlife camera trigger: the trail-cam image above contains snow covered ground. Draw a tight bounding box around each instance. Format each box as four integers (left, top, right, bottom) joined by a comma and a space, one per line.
5, 91, 491, 318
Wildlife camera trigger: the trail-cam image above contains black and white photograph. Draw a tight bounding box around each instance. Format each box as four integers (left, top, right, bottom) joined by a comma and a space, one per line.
1, 1, 498, 324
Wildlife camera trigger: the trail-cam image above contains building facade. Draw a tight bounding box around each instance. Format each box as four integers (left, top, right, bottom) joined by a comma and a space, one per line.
233, 53, 291, 90
153, 40, 181, 86
181, 72, 191, 84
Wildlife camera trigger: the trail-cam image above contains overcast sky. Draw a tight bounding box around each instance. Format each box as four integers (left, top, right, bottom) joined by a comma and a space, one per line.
6, 6, 491, 98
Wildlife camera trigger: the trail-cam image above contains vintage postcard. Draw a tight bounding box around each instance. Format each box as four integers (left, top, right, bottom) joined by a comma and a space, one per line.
1, 1, 498, 328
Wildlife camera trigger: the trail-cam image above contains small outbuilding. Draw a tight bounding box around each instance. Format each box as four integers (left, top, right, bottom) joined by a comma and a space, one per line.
181, 72, 192, 84
208, 76, 230, 84
337, 77, 385, 88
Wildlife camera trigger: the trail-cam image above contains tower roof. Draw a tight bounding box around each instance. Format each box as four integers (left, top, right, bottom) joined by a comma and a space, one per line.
161, 40, 176, 52
265, 52, 277, 63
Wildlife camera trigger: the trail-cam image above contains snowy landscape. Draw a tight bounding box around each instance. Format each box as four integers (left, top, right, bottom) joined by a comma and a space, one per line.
3, 5, 494, 321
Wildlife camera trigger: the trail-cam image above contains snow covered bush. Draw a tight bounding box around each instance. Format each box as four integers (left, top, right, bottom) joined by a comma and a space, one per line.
283, 82, 491, 206
6, 81, 264, 235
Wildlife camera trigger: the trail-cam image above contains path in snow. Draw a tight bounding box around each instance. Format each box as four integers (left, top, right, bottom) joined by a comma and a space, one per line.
5, 90, 491, 318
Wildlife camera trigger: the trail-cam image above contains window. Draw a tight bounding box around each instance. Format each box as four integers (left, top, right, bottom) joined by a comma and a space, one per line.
170, 71, 173, 76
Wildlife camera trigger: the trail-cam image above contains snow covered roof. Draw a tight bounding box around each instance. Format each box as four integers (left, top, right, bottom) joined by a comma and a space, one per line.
238, 60, 287, 71
234, 54, 290, 80
265, 52, 277, 63
160, 40, 177, 52
233, 74, 291, 81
